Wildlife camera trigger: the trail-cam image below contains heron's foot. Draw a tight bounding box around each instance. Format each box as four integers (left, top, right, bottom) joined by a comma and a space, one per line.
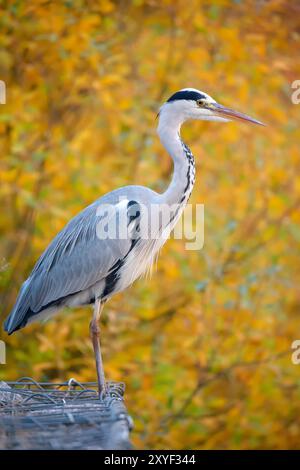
98, 381, 108, 400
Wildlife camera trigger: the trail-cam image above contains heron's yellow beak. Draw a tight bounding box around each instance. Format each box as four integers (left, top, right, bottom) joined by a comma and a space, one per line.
211, 102, 265, 126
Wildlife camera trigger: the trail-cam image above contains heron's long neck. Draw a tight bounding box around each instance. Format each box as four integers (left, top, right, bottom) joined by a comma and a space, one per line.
157, 116, 195, 207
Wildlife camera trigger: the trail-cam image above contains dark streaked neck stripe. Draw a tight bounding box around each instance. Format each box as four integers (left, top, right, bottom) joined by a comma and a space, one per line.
180, 141, 195, 203
168, 141, 195, 225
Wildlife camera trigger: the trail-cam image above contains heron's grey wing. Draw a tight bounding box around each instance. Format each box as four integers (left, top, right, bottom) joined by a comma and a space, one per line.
4, 197, 140, 333
30, 198, 136, 311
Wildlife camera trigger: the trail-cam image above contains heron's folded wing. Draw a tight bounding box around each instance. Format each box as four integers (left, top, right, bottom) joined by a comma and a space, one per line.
29, 198, 137, 312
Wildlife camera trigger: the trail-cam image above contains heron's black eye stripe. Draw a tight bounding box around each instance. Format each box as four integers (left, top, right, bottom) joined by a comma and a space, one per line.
167, 90, 206, 103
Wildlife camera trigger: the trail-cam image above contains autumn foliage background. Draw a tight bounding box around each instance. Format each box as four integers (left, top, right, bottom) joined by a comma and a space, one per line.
1, 0, 300, 449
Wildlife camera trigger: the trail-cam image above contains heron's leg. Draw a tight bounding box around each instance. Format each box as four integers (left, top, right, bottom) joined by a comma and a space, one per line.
89, 298, 106, 396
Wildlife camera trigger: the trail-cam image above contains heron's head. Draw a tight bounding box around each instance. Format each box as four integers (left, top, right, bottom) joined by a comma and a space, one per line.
158, 88, 265, 129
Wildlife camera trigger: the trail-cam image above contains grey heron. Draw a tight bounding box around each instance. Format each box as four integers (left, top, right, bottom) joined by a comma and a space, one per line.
4, 88, 264, 394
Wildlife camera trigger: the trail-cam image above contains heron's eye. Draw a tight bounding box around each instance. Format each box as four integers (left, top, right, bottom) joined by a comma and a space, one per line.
196, 99, 206, 107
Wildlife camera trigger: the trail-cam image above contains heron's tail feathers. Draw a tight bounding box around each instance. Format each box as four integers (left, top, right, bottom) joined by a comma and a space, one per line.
3, 279, 32, 334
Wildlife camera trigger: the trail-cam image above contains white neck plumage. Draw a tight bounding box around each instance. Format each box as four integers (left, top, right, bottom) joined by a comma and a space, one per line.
157, 108, 196, 209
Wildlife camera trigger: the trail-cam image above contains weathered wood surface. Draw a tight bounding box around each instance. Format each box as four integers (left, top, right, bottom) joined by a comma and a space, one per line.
0, 378, 133, 450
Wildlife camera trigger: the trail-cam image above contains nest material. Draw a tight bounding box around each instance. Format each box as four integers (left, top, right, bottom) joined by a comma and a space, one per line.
0, 377, 133, 450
